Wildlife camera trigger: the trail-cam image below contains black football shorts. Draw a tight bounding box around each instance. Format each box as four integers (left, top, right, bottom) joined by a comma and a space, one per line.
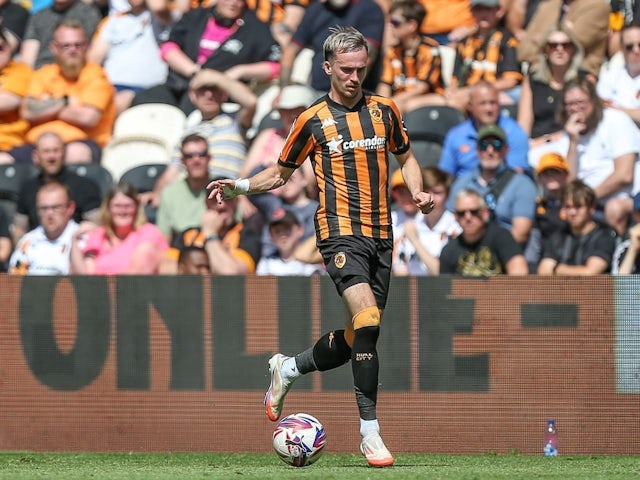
318, 235, 393, 309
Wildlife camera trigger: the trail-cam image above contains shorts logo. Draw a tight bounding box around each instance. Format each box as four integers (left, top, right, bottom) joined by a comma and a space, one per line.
369, 107, 382, 122
334, 252, 347, 269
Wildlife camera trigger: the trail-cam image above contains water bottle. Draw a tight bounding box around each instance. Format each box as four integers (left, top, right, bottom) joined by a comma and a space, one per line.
543, 419, 558, 456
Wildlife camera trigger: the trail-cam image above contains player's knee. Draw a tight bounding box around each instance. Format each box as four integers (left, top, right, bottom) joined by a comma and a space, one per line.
313, 329, 351, 371
352, 306, 381, 330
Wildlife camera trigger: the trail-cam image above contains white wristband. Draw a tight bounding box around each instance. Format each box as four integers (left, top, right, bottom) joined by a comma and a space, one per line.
222, 178, 250, 198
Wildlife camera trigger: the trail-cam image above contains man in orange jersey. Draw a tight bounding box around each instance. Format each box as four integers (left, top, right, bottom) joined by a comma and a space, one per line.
20, 20, 115, 164
208, 27, 433, 468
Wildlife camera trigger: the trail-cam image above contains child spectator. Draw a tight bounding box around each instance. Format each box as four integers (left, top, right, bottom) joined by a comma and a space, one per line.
256, 208, 324, 275
376, 0, 444, 114
436, 0, 522, 112
393, 166, 461, 276
538, 180, 617, 275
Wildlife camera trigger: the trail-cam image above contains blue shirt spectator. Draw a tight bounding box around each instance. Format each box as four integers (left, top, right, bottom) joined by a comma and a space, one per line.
439, 113, 530, 179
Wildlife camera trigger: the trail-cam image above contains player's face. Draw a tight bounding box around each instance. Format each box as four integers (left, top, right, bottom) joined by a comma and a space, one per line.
324, 47, 368, 104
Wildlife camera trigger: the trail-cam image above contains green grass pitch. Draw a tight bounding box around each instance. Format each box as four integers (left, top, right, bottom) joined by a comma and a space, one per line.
1, 452, 639, 480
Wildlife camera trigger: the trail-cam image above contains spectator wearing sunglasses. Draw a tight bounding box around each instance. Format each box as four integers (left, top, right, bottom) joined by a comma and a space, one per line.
439, 188, 528, 276
597, 22, 640, 126
447, 124, 537, 245
517, 25, 587, 165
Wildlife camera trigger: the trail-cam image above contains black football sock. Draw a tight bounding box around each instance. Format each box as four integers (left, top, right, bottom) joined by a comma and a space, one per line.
352, 325, 380, 421
295, 329, 351, 374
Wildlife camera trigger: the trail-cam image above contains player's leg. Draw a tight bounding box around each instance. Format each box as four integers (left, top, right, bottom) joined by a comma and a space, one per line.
264, 328, 353, 422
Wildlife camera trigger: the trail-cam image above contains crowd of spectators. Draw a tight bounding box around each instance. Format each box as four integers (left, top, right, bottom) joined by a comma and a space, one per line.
2, 0, 640, 277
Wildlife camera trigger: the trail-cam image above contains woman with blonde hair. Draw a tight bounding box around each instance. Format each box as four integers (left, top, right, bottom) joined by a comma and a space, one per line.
518, 25, 586, 152
70, 182, 168, 274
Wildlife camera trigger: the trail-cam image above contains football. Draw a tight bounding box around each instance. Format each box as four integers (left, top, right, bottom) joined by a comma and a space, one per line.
272, 413, 327, 467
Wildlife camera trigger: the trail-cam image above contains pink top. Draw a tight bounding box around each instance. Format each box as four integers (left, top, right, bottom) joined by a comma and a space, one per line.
82, 223, 169, 275
160, 18, 236, 65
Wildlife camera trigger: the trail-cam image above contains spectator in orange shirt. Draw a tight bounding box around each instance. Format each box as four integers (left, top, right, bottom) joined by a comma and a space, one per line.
0, 29, 32, 164
19, 20, 116, 164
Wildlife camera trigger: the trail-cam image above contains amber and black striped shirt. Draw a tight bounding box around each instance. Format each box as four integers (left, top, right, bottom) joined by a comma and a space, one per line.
278, 93, 410, 241
380, 36, 444, 95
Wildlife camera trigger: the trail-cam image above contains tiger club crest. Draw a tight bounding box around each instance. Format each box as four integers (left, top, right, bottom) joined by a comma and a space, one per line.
369, 107, 382, 122
334, 252, 347, 269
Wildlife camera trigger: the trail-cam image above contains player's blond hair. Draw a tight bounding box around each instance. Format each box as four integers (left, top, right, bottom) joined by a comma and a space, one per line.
323, 26, 368, 64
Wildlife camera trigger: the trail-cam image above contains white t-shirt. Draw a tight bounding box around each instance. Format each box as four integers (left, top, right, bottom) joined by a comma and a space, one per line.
597, 65, 640, 109
256, 257, 325, 276
393, 210, 461, 276
530, 108, 640, 197
9, 221, 79, 275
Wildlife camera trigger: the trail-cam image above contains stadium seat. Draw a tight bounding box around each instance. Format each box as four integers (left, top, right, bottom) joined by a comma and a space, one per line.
119, 163, 167, 193
403, 105, 466, 145
410, 140, 443, 169
500, 104, 518, 119
119, 163, 167, 224
0, 163, 37, 219
112, 103, 186, 148
101, 136, 171, 182
66, 163, 114, 197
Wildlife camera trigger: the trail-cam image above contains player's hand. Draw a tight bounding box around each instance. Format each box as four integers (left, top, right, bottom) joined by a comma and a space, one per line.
207, 178, 241, 204
414, 191, 435, 214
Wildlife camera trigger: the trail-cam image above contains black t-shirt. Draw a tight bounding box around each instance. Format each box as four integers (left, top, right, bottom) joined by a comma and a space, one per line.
439, 222, 523, 276
17, 168, 102, 229
541, 222, 617, 271
0, 1, 30, 42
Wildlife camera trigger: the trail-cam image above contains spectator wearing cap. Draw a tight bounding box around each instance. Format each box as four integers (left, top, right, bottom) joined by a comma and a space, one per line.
256, 207, 324, 276
447, 124, 537, 245
523, 152, 570, 271
438, 81, 530, 179
390, 167, 422, 251
538, 179, 617, 275
613, 193, 640, 274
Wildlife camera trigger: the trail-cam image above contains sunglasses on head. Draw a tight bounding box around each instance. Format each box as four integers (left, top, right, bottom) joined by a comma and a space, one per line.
182, 150, 208, 159
624, 42, 640, 52
547, 41, 573, 50
455, 208, 482, 218
478, 138, 504, 151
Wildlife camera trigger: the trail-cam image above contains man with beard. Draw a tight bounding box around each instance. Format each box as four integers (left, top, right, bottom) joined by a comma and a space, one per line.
19, 20, 116, 164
